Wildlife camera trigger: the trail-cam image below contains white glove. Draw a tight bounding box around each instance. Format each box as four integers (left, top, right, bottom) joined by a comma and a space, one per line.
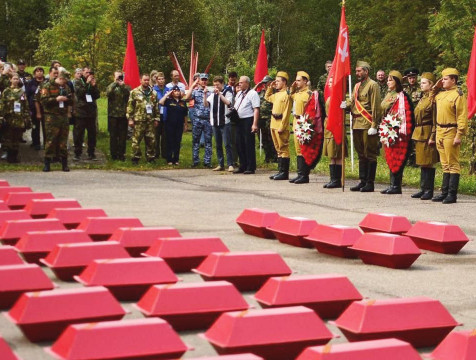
340, 101, 347, 109
368, 127, 378, 136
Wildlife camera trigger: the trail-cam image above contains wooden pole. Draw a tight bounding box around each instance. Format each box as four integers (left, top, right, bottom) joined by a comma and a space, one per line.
342, 78, 346, 191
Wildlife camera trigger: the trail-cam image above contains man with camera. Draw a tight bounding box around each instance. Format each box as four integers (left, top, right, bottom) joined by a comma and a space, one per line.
106, 71, 130, 161
73, 67, 100, 161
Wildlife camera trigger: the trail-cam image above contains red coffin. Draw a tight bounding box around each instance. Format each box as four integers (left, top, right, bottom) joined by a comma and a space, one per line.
76, 217, 143, 241
0, 186, 32, 200
46, 318, 190, 360
0, 336, 20, 360
74, 257, 178, 301
135, 281, 250, 330
14, 230, 92, 264
144, 236, 229, 272
0, 180, 10, 186
305, 224, 361, 258
236, 208, 280, 239
0, 264, 54, 308
331, 297, 460, 348
350, 232, 422, 269
201, 306, 335, 360
254, 274, 363, 319
109, 226, 181, 257
268, 216, 318, 248
0, 246, 24, 265
187, 355, 263, 360
0, 201, 8, 211
296, 338, 421, 360
0, 210, 31, 224
0, 219, 66, 246
359, 213, 412, 234
426, 330, 476, 360
40, 241, 130, 281
24, 199, 81, 219
193, 251, 292, 291
405, 221, 470, 254
6, 287, 127, 342
47, 208, 107, 229
4, 192, 55, 210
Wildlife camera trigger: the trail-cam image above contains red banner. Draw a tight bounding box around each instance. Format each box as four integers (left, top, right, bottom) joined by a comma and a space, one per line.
468, 25, 476, 119
254, 29, 268, 87
122, 22, 140, 89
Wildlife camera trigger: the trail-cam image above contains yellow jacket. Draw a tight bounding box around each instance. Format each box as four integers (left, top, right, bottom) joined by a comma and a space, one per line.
435, 86, 468, 141
265, 87, 291, 132
291, 86, 311, 117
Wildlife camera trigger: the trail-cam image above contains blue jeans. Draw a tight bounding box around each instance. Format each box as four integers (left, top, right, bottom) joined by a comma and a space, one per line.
213, 123, 233, 167
236, 116, 256, 171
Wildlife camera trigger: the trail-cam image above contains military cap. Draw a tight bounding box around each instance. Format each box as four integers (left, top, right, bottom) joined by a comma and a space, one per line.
404, 67, 419, 77
421, 72, 436, 84
171, 85, 181, 91
389, 70, 403, 84
75, 68, 82, 74
356, 60, 371, 69
297, 71, 310, 80
441, 68, 459, 77
17, 59, 26, 65
200, 73, 209, 79
276, 71, 289, 81
193, 72, 200, 79
33, 66, 44, 73
261, 75, 274, 83
58, 69, 70, 80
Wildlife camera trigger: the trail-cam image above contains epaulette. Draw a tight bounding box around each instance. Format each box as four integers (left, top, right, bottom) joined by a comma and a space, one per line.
457, 88, 464, 97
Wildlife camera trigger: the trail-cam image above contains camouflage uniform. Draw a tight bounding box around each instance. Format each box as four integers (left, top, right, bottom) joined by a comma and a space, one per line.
106, 81, 130, 160
190, 88, 212, 166
404, 83, 422, 166
0, 87, 29, 162
127, 86, 159, 162
378, 81, 388, 99
39, 79, 72, 159
316, 73, 328, 97
258, 88, 277, 162
0, 74, 10, 93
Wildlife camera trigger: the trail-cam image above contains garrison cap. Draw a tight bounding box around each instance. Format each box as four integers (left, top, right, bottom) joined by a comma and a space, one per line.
404, 67, 419, 77
276, 71, 289, 81
261, 75, 274, 83
389, 70, 403, 84
297, 71, 310, 80
421, 72, 436, 84
356, 60, 370, 70
441, 68, 459, 77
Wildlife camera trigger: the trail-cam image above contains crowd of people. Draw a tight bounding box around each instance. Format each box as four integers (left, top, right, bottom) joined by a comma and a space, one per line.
0, 58, 469, 203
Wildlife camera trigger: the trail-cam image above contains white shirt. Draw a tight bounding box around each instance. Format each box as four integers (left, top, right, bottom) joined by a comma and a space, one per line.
207, 89, 234, 125
234, 88, 260, 118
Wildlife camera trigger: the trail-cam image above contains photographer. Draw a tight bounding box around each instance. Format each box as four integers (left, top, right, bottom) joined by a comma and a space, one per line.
106, 71, 130, 161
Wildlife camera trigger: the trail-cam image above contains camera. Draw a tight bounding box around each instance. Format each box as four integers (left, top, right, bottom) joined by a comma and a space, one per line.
89, 71, 95, 76
117, 75, 124, 81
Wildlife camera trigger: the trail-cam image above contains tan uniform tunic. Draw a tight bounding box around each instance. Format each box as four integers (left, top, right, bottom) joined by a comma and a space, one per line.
412, 92, 438, 166
265, 87, 292, 158
291, 87, 312, 156
323, 97, 347, 159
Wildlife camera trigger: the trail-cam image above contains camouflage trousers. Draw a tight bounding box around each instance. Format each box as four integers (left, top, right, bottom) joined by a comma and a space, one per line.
258, 117, 277, 162
2, 125, 23, 151
192, 117, 212, 165
45, 115, 69, 158
131, 120, 156, 160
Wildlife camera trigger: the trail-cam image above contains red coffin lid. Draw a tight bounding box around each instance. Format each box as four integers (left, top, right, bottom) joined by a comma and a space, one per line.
405, 221, 470, 243
7, 286, 126, 324
193, 251, 292, 277
351, 233, 421, 255
15, 230, 92, 252
426, 329, 476, 360
109, 226, 181, 247
24, 199, 81, 217
0, 264, 54, 292
296, 338, 421, 360
41, 241, 130, 268
359, 213, 412, 233
254, 274, 362, 306
0, 180, 10, 186
268, 216, 318, 236
0, 210, 31, 223
136, 281, 249, 316
0, 219, 66, 240
76, 217, 143, 235
187, 355, 263, 360
0, 201, 8, 211
47, 208, 107, 224
236, 208, 280, 228
75, 257, 178, 286
46, 318, 190, 360
0, 246, 24, 265
305, 224, 362, 247
5, 192, 55, 207
0, 336, 20, 360
203, 306, 334, 347
334, 297, 459, 333
0, 186, 32, 200
145, 237, 229, 259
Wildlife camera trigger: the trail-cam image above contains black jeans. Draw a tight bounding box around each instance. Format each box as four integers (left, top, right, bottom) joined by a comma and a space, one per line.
236, 116, 256, 171
31, 113, 46, 146
165, 118, 184, 163
74, 116, 97, 156
109, 116, 128, 159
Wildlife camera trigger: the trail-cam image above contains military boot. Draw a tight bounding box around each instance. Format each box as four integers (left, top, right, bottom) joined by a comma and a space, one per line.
442, 173, 460, 204
327, 164, 342, 188
411, 168, 426, 198
350, 161, 368, 191
421, 168, 435, 200
386, 170, 402, 194
294, 158, 310, 184
270, 158, 282, 180
380, 172, 393, 194
61, 157, 70, 172
323, 164, 335, 188
289, 156, 303, 183
43, 157, 51, 172
273, 157, 289, 180
432, 172, 450, 202
360, 161, 377, 192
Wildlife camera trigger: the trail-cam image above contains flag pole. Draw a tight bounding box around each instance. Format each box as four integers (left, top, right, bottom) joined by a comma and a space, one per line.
348, 75, 354, 170
341, 0, 346, 191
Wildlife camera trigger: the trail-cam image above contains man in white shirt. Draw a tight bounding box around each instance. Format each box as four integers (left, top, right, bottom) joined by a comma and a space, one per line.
233, 76, 260, 174
165, 70, 186, 94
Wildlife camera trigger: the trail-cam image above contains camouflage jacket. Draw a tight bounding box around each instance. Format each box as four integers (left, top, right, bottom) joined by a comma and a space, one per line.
106, 82, 131, 118
73, 77, 100, 118
404, 84, 422, 107
259, 89, 272, 120
378, 81, 388, 99
0, 74, 10, 93
126, 86, 159, 122
39, 79, 72, 117
0, 87, 30, 127
316, 73, 328, 95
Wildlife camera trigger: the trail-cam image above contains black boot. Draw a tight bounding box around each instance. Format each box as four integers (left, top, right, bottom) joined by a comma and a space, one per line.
323, 164, 335, 188
432, 172, 450, 202
43, 157, 51, 172
442, 173, 459, 204
270, 158, 282, 179
61, 157, 70, 172
387, 170, 402, 194
360, 161, 377, 192
327, 164, 342, 188
274, 157, 289, 180
381, 171, 393, 194
289, 156, 303, 183
350, 161, 368, 191
411, 168, 426, 198
294, 159, 310, 184
421, 168, 435, 200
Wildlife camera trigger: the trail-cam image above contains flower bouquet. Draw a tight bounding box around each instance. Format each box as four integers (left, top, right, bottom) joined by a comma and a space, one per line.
295, 114, 314, 145
379, 113, 401, 147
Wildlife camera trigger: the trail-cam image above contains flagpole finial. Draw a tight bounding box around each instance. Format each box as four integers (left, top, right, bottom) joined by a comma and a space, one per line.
342, 0, 346, 6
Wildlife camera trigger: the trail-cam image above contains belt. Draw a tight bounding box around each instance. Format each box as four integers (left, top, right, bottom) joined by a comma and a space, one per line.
272, 113, 283, 119
437, 123, 457, 128
414, 123, 432, 127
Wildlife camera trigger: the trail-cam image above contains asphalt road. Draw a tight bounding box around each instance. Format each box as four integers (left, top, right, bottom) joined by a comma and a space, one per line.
1, 169, 475, 359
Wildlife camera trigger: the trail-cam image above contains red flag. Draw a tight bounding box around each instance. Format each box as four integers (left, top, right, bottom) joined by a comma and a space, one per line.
122, 22, 140, 89
326, 6, 351, 145
467, 25, 476, 119
324, 58, 336, 101
254, 29, 268, 86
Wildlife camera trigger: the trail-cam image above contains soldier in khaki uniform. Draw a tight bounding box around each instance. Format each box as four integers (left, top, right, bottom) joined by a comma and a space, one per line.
410, 72, 439, 200
265, 71, 292, 180
127, 74, 159, 164
432, 68, 468, 204
347, 60, 382, 192
289, 71, 312, 184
